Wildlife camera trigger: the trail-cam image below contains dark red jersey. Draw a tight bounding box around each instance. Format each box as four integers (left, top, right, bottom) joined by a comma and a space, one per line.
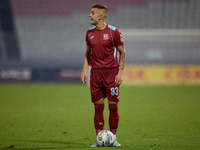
86, 24, 124, 69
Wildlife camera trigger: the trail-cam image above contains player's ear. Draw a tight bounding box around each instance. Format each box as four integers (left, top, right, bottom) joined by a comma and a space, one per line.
99, 14, 103, 20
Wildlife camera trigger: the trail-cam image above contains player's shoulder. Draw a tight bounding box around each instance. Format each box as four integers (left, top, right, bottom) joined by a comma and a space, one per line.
107, 24, 117, 31
88, 26, 95, 31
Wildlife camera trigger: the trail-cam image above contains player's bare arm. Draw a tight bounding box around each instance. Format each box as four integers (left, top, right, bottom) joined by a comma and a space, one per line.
81, 45, 91, 84
115, 45, 126, 86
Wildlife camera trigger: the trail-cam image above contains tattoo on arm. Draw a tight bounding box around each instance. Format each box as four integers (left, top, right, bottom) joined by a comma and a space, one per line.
117, 45, 126, 73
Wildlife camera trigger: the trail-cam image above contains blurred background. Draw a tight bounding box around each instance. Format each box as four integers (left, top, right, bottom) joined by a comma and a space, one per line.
0, 0, 200, 84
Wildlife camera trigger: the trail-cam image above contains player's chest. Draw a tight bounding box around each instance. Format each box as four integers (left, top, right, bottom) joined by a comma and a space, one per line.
89, 31, 113, 46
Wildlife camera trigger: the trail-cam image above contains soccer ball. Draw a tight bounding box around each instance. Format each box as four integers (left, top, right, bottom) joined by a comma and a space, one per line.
97, 130, 115, 147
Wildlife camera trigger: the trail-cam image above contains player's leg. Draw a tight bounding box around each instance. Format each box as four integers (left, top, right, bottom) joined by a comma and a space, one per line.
108, 100, 121, 147
91, 97, 105, 147
90, 68, 105, 147
103, 68, 121, 147
94, 98, 105, 135
103, 68, 120, 137
90, 68, 105, 135
108, 100, 119, 137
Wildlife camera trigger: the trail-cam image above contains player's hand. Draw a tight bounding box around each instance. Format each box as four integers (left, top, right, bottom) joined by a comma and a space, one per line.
115, 71, 123, 86
80, 72, 87, 84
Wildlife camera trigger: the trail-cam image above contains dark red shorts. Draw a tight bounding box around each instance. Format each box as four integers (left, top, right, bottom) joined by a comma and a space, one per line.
90, 68, 120, 102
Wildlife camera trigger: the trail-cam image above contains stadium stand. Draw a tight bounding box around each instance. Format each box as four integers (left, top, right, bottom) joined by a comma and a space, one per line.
0, 0, 199, 69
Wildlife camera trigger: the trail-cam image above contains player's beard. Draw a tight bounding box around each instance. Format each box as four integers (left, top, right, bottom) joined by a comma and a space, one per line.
90, 20, 96, 25
90, 18, 98, 26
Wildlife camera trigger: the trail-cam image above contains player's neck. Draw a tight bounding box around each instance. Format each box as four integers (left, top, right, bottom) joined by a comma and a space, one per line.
96, 22, 107, 30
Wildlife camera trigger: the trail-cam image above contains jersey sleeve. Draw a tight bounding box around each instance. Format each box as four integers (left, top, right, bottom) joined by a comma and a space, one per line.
85, 31, 90, 46
114, 28, 124, 47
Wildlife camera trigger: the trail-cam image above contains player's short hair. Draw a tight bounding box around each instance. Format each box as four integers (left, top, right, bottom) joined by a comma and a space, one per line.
92, 4, 108, 13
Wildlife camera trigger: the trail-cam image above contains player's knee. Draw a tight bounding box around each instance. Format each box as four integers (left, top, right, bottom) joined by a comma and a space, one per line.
109, 103, 119, 124
108, 100, 118, 105
94, 103, 104, 114
109, 103, 118, 113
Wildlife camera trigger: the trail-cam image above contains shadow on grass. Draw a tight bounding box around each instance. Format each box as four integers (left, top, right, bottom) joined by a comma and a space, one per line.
1, 140, 88, 149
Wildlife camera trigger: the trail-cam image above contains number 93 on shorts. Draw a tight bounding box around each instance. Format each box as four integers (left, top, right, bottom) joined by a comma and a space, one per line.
108, 86, 120, 102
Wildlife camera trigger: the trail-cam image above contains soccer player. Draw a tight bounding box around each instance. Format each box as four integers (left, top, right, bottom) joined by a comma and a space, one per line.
80, 4, 126, 147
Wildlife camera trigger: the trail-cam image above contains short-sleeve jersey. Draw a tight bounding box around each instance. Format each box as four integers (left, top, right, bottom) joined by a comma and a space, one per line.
86, 24, 124, 69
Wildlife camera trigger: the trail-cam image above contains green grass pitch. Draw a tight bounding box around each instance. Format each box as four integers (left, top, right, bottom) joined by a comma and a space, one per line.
0, 83, 200, 149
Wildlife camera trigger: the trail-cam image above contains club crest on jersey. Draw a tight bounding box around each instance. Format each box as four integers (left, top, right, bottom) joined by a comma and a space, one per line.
103, 34, 109, 40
